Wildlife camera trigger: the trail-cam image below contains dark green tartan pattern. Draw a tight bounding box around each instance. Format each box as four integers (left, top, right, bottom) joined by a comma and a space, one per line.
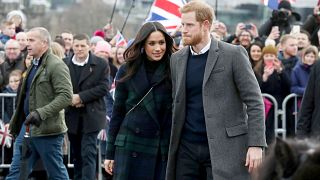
106, 62, 172, 179
106, 63, 172, 161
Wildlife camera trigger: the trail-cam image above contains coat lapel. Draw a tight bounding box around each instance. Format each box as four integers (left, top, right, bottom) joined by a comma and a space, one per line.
78, 54, 95, 86
130, 62, 164, 127
175, 48, 189, 101
30, 52, 49, 88
203, 38, 219, 87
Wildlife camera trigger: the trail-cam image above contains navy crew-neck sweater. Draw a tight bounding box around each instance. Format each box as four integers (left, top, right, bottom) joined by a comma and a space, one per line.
182, 50, 209, 143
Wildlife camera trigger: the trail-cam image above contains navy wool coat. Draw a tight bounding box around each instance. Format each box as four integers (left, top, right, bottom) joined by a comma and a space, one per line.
106, 60, 172, 180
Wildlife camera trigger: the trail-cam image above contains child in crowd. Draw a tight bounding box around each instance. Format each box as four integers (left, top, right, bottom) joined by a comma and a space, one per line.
291, 45, 318, 96
2, 70, 22, 124
0, 21, 15, 47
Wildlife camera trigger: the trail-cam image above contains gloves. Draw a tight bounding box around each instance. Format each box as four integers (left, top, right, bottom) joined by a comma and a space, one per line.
25, 111, 42, 127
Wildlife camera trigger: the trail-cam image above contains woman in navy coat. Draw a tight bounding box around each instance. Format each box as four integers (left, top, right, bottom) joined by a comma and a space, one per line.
104, 22, 175, 180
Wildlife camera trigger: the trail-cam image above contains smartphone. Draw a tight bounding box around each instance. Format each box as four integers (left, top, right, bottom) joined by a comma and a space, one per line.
272, 26, 279, 32
264, 60, 274, 68
245, 24, 252, 30
291, 25, 300, 34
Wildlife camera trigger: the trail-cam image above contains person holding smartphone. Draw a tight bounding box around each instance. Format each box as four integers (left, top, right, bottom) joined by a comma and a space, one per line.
302, 4, 320, 47
253, 45, 291, 145
259, 0, 301, 41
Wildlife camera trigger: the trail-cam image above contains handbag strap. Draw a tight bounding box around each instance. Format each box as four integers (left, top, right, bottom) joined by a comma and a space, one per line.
125, 86, 154, 116
125, 76, 166, 116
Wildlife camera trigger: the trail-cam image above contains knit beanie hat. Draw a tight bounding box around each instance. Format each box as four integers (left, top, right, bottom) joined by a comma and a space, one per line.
262, 45, 278, 56
94, 29, 105, 39
95, 40, 111, 54
278, 0, 292, 11
90, 36, 104, 45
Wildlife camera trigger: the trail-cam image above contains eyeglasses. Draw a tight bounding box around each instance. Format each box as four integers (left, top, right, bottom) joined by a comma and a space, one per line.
6, 47, 19, 51
9, 80, 20, 83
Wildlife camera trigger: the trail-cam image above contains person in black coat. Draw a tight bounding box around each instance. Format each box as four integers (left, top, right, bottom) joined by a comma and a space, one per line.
64, 33, 109, 180
104, 22, 175, 180
254, 45, 291, 145
302, 4, 320, 47
296, 60, 320, 138
259, 0, 300, 41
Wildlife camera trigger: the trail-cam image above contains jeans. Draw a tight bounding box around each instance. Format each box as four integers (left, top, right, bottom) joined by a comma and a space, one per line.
26, 134, 69, 180
5, 124, 26, 180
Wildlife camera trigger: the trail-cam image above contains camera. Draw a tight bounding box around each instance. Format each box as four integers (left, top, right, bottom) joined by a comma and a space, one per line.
272, 10, 289, 23
244, 24, 252, 30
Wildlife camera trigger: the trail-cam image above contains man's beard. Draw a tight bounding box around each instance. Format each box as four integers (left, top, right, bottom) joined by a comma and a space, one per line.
182, 33, 202, 46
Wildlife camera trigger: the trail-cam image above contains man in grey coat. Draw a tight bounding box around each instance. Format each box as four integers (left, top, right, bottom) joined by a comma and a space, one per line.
166, 1, 267, 180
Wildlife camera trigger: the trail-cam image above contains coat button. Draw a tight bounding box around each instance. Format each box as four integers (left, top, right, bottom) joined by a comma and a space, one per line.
132, 152, 138, 157
135, 128, 140, 133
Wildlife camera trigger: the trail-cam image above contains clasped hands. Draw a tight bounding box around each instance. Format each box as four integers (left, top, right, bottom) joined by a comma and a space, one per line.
71, 94, 84, 108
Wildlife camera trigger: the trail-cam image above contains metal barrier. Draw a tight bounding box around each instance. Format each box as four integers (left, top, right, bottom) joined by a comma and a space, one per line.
0, 93, 106, 180
262, 93, 282, 139
0, 93, 16, 169
281, 93, 301, 137
262, 93, 301, 140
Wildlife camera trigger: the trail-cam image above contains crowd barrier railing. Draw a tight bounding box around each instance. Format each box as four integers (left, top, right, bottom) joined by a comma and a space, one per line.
0, 93, 16, 169
281, 93, 301, 136
262, 93, 301, 139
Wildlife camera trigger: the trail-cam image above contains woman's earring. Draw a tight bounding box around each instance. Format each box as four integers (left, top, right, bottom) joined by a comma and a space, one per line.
141, 48, 144, 54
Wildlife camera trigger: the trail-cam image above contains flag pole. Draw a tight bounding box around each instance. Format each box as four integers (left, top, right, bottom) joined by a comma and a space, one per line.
144, 1, 154, 21
109, 0, 118, 24
215, 0, 218, 18
121, 0, 135, 34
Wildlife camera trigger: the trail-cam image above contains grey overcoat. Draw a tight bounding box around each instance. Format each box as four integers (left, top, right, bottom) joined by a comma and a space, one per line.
166, 39, 267, 180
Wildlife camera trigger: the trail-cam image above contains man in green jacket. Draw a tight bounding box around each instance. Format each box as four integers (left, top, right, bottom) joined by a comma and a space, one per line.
6, 27, 72, 180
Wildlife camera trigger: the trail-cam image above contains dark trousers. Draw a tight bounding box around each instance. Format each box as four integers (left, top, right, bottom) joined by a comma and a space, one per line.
68, 131, 99, 180
176, 139, 213, 180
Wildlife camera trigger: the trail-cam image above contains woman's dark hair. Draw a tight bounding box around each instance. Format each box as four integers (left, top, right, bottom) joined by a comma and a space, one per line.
119, 22, 175, 82
248, 40, 264, 68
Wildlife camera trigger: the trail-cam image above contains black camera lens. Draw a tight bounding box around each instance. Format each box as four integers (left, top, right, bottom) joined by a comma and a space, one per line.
278, 11, 288, 19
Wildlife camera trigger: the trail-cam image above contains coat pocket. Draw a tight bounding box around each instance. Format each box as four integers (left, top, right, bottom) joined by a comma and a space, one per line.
114, 134, 126, 147
225, 123, 248, 137
211, 67, 225, 74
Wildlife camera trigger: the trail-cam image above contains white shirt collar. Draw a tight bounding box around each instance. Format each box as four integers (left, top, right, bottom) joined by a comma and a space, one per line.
189, 38, 211, 55
72, 55, 89, 66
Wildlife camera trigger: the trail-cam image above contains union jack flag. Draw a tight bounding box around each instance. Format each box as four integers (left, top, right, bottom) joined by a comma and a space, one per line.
263, 0, 296, 10
0, 121, 13, 148
115, 30, 127, 47
145, 0, 186, 33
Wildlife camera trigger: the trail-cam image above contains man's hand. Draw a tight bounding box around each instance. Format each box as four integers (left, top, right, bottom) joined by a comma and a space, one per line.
71, 94, 82, 106
25, 111, 42, 127
245, 147, 263, 173
104, 159, 114, 175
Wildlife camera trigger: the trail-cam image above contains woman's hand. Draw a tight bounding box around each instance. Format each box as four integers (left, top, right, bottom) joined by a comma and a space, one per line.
273, 58, 283, 73
262, 66, 274, 82
104, 159, 115, 175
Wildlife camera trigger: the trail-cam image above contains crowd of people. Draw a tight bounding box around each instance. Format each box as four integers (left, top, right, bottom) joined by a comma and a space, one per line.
0, 0, 319, 179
